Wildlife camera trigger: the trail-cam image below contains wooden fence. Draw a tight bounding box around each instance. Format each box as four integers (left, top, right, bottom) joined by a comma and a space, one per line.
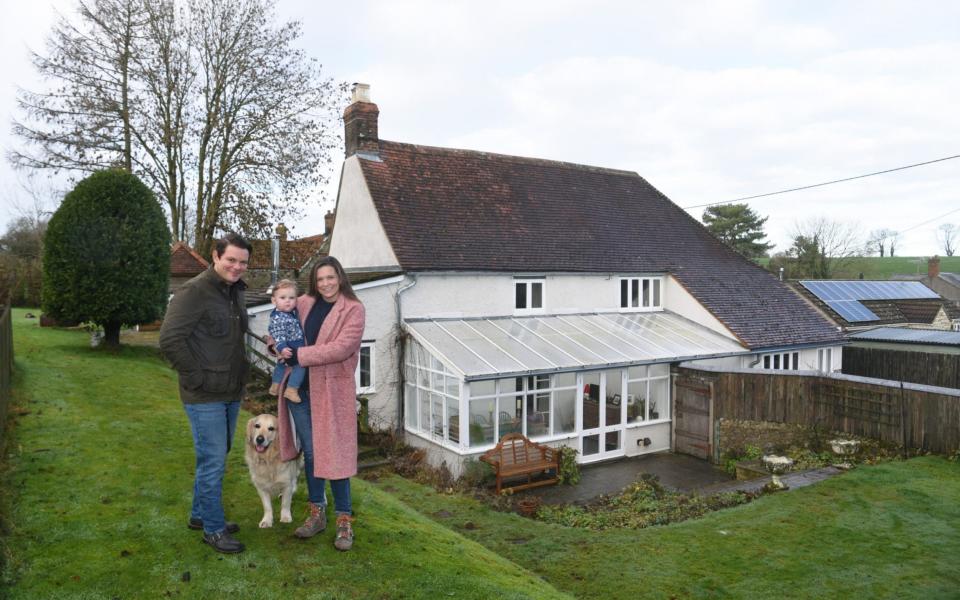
842, 346, 960, 390
0, 301, 13, 450
676, 366, 960, 455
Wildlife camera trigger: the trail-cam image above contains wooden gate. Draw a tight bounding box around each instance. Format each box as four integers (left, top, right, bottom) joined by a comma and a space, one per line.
673, 376, 714, 460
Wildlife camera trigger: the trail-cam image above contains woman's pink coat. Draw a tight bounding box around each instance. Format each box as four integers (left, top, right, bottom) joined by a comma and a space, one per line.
278, 293, 365, 480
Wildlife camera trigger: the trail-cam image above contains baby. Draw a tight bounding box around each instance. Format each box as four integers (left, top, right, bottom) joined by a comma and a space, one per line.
267, 279, 305, 403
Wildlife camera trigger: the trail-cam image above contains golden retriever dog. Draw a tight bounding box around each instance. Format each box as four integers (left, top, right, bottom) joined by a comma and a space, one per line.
244, 414, 301, 528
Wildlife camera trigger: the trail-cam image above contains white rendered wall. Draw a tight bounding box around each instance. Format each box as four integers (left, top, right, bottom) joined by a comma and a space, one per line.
354, 280, 403, 429
662, 276, 739, 340
328, 157, 400, 270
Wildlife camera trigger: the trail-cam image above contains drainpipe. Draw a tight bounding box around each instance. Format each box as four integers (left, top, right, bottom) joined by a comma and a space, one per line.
394, 274, 418, 432
270, 235, 280, 288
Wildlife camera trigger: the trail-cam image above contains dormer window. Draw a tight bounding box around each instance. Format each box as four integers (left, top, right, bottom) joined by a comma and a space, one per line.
515, 278, 544, 313
619, 277, 662, 311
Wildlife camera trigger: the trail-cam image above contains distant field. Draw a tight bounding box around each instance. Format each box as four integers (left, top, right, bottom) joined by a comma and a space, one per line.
754, 256, 960, 280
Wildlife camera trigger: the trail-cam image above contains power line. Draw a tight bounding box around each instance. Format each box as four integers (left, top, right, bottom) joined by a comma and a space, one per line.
682, 153, 960, 210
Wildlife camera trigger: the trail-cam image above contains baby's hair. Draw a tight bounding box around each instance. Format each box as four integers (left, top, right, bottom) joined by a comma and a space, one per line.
272, 279, 298, 295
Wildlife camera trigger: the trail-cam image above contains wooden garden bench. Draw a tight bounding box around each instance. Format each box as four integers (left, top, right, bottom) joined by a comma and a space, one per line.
479, 433, 559, 494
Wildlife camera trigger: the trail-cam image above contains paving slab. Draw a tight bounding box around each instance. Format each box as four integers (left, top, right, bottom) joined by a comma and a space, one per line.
522, 452, 733, 506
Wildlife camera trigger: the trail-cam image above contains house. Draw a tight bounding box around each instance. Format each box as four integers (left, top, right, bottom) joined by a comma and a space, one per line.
252, 84, 844, 473
892, 257, 960, 330
169, 241, 208, 294
243, 221, 332, 292
793, 279, 960, 332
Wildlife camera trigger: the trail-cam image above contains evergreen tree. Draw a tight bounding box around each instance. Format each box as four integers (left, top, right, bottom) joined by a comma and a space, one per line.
42, 169, 170, 346
702, 203, 774, 258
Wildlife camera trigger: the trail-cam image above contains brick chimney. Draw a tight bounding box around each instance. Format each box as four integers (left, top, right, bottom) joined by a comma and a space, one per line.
928, 255, 941, 279
343, 83, 379, 158
324, 210, 336, 236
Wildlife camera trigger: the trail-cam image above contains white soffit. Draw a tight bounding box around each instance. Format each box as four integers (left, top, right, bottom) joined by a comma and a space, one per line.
405, 311, 748, 380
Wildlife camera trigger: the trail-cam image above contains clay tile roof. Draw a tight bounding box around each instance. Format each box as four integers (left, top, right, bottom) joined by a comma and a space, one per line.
248, 234, 326, 270
358, 140, 844, 349
170, 241, 208, 276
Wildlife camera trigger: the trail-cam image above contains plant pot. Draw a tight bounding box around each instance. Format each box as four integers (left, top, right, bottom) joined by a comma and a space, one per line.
516, 497, 542, 517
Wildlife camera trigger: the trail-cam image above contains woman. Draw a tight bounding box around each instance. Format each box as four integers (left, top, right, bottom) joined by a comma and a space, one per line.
276, 256, 365, 551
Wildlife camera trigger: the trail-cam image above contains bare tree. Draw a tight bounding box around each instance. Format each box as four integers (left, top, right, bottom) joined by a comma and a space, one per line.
888, 230, 900, 257
11, 0, 346, 255
938, 223, 958, 257
867, 228, 897, 257
786, 217, 864, 279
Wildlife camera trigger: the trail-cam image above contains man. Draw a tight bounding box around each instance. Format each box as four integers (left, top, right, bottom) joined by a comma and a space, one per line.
159, 233, 252, 554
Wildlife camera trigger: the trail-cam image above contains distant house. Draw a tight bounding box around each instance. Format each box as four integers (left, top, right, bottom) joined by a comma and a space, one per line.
793, 279, 960, 332
169, 241, 208, 294
244, 222, 331, 293
251, 84, 845, 473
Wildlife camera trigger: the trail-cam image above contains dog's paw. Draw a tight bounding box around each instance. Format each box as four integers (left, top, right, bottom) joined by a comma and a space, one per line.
280, 511, 292, 523
259, 517, 274, 528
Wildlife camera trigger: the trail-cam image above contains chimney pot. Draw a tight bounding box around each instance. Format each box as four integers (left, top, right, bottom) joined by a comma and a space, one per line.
275, 223, 288, 241
928, 256, 941, 279
351, 82, 371, 103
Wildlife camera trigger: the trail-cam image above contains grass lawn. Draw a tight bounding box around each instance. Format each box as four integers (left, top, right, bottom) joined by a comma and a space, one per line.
3, 308, 960, 599
754, 255, 960, 279
0, 309, 565, 599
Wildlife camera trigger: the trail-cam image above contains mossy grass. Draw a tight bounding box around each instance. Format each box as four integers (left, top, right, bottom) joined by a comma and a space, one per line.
0, 309, 566, 599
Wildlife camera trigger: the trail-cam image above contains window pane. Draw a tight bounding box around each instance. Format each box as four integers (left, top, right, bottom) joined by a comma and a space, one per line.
515, 282, 527, 309
653, 279, 661, 306
649, 363, 670, 378
631, 279, 639, 308
642, 279, 651, 307
792, 352, 800, 370
627, 380, 647, 423
359, 346, 371, 388
445, 376, 460, 398
469, 379, 496, 397
469, 398, 496, 447
773, 355, 780, 369
446, 396, 459, 443
404, 383, 418, 429
431, 370, 444, 392
604, 369, 622, 426
582, 371, 600, 430
554, 389, 576, 433
583, 433, 600, 456
649, 378, 668, 419
531, 282, 543, 309
554, 372, 576, 388
431, 392, 443, 438
498, 396, 522, 439
498, 377, 521, 394
418, 364, 430, 388
526, 393, 549, 438
628, 364, 648, 379
620, 279, 628, 308
419, 389, 430, 433
763, 355, 770, 369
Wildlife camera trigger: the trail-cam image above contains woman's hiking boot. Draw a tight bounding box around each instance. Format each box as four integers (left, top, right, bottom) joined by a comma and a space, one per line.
334, 514, 354, 551
294, 502, 326, 538
283, 386, 302, 403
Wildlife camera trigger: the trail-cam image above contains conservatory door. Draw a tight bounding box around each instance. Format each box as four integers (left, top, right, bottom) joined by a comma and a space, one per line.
580, 369, 625, 462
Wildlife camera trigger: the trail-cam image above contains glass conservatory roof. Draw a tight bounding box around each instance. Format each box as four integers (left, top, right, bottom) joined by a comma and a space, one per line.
404, 311, 748, 380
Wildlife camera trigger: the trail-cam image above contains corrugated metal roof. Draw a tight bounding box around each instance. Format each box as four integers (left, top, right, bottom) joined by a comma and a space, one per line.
405, 311, 748, 380
940, 272, 960, 288
849, 327, 960, 347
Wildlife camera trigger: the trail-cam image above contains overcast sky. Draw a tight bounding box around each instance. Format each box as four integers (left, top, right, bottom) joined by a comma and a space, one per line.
2, 0, 959, 259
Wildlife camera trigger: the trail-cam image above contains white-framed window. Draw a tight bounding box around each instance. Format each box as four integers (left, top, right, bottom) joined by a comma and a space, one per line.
757, 351, 800, 371
465, 372, 578, 448
356, 341, 375, 392
817, 347, 833, 373
404, 338, 461, 445
953, 320, 960, 332
514, 277, 545, 313
619, 277, 662, 311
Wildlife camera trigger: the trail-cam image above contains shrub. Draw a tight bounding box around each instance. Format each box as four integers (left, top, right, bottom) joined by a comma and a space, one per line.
557, 446, 581, 485
42, 170, 169, 346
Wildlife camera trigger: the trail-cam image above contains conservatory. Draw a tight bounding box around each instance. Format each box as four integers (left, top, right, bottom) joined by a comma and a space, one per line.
402, 311, 747, 462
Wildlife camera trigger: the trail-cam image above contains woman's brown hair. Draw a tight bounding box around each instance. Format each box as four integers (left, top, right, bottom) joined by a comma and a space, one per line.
308, 256, 358, 302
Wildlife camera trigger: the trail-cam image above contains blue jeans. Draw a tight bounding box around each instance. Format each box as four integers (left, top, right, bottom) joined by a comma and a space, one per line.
271, 362, 306, 389
287, 397, 352, 515
183, 400, 240, 534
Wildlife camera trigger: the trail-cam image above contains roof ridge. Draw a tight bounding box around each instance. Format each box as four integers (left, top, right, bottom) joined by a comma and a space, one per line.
377, 139, 640, 177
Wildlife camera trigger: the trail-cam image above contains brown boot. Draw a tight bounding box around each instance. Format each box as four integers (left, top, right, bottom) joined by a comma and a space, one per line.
268, 383, 280, 396
334, 514, 354, 551
284, 386, 302, 403
294, 503, 326, 539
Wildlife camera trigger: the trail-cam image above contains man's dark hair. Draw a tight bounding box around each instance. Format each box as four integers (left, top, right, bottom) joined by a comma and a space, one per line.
214, 232, 252, 256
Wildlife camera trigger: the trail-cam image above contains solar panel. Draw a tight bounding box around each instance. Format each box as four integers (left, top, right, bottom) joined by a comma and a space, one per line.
799, 280, 938, 323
